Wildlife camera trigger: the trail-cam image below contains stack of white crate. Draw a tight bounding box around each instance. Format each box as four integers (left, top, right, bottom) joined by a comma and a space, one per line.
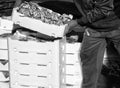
60, 42, 82, 88
8, 38, 82, 88
8, 38, 62, 88
0, 38, 9, 88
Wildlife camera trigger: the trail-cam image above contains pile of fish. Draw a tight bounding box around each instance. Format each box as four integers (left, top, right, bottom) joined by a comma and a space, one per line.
17, 1, 73, 26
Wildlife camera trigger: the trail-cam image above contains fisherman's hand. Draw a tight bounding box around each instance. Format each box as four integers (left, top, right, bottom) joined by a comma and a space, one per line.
67, 20, 78, 28
64, 20, 78, 36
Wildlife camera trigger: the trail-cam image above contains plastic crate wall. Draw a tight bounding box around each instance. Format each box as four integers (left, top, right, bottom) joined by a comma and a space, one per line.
0, 38, 9, 88
8, 38, 62, 88
8, 38, 83, 88
12, 8, 66, 37
8, 38, 108, 88
60, 42, 82, 88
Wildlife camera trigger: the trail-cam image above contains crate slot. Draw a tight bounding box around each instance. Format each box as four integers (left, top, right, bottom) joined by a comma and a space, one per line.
65, 53, 74, 55
66, 83, 74, 87
65, 74, 74, 76
20, 74, 30, 77
36, 53, 47, 55
20, 63, 30, 65
66, 64, 74, 66
0, 49, 7, 50
37, 64, 47, 67
19, 51, 29, 54
20, 85, 30, 87
37, 76, 47, 78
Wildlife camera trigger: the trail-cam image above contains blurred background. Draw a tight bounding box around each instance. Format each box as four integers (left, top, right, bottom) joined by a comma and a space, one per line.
0, 0, 120, 88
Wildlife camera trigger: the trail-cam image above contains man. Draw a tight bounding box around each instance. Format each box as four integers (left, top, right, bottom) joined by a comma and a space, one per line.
64, 0, 120, 88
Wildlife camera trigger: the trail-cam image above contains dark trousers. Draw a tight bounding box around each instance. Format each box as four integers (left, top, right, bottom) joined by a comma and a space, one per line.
80, 27, 120, 88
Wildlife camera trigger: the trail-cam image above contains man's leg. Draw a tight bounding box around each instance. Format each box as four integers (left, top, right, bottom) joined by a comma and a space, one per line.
80, 28, 107, 88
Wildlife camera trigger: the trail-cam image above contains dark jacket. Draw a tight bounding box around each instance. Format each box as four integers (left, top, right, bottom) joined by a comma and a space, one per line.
74, 0, 120, 32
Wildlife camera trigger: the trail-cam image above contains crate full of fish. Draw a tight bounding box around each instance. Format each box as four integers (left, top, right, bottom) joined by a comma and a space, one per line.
12, 2, 73, 38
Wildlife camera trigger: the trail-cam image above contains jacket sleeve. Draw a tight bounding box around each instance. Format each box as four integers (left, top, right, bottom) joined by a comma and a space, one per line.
14, 0, 23, 7
77, 0, 114, 26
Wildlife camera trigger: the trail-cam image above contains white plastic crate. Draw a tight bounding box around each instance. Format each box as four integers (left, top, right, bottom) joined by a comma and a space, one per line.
14, 75, 50, 86
65, 75, 81, 85
8, 38, 83, 88
65, 43, 81, 53
8, 38, 61, 88
11, 52, 51, 64
66, 64, 81, 75
64, 42, 107, 88
8, 38, 54, 53
64, 43, 82, 88
65, 53, 79, 64
12, 8, 67, 38
0, 18, 13, 30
